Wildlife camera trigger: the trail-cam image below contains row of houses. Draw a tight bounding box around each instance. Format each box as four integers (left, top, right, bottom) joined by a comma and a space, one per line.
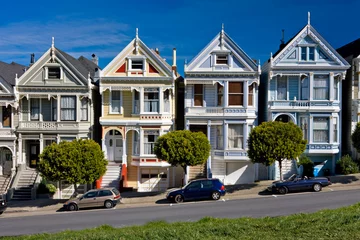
0, 14, 359, 198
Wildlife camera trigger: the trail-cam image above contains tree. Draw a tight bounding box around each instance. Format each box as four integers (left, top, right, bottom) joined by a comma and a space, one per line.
351, 122, 360, 153
37, 139, 107, 197
154, 130, 211, 184
247, 121, 307, 180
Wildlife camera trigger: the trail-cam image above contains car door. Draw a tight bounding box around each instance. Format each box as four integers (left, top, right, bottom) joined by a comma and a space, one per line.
199, 180, 214, 199
78, 191, 98, 208
183, 181, 202, 200
97, 190, 113, 207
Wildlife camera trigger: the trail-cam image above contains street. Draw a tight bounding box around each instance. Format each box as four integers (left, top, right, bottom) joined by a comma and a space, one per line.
0, 189, 359, 236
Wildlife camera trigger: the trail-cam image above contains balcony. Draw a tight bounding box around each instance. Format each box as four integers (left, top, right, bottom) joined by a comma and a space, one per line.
0, 128, 16, 138
18, 121, 90, 132
269, 100, 340, 111
185, 107, 256, 118
305, 143, 339, 154
212, 149, 250, 160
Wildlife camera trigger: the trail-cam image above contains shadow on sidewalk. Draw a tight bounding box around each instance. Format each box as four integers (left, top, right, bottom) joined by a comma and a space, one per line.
8, 199, 67, 208
329, 175, 360, 184
225, 183, 260, 193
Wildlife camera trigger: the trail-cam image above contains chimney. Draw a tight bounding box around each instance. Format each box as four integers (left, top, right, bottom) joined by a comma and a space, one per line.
30, 53, 35, 66
155, 48, 160, 55
172, 48, 177, 72
91, 54, 99, 66
279, 29, 286, 51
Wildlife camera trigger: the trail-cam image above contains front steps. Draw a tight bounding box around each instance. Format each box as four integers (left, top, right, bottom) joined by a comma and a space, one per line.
0, 175, 10, 194
101, 163, 122, 190
12, 169, 38, 200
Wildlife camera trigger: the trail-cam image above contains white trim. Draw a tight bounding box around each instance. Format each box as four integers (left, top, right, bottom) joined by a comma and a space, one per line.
109, 90, 123, 114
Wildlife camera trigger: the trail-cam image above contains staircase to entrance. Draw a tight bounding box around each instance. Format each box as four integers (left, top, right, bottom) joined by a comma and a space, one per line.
101, 163, 122, 190
0, 175, 10, 194
12, 169, 38, 200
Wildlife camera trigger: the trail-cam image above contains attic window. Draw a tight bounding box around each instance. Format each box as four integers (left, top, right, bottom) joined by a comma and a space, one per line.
131, 60, 143, 70
48, 67, 61, 79
216, 55, 228, 64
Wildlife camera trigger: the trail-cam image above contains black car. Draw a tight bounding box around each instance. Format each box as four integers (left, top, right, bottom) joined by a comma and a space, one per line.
0, 198, 7, 215
167, 178, 226, 203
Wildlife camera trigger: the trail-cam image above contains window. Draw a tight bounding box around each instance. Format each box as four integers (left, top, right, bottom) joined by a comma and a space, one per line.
144, 130, 158, 154
301, 77, 309, 100
2, 106, 11, 128
83, 191, 97, 198
313, 75, 329, 100
99, 190, 113, 197
313, 117, 329, 143
144, 88, 159, 112
277, 76, 287, 100
216, 126, 223, 150
133, 131, 140, 155
187, 181, 201, 190
164, 89, 170, 112
194, 84, 203, 106
131, 60, 143, 70
202, 180, 213, 189
80, 98, 88, 121
60, 137, 76, 142
333, 118, 338, 143
334, 79, 338, 101
228, 82, 243, 106
248, 84, 254, 106
133, 91, 139, 114
48, 67, 60, 79
52, 99, 57, 121
111, 91, 121, 113
217, 83, 223, 106
300, 117, 308, 141
60, 96, 76, 121
228, 124, 243, 149
30, 99, 40, 120
216, 55, 228, 64
301, 47, 315, 61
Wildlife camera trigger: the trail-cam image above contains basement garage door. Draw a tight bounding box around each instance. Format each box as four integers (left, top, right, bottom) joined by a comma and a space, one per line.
225, 162, 255, 185
138, 168, 168, 192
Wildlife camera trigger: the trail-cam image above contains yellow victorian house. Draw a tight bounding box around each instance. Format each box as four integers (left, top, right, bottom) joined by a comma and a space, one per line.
99, 29, 179, 192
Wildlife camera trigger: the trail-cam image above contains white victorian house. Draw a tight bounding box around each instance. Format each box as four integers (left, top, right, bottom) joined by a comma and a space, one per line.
184, 26, 262, 185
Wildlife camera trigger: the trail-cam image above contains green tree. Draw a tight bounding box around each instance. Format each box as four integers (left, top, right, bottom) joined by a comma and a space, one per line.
154, 130, 211, 183
37, 139, 107, 197
351, 122, 360, 153
298, 154, 314, 177
247, 121, 307, 180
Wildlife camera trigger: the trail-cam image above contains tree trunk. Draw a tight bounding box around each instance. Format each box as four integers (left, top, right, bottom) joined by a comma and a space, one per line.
278, 160, 283, 181
71, 183, 79, 199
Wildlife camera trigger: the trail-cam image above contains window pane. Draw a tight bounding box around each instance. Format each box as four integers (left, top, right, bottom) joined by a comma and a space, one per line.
313, 75, 329, 100
132, 60, 143, 69
301, 47, 307, 61
301, 77, 309, 100
31, 99, 39, 120
60, 96, 76, 121
111, 91, 121, 113
228, 124, 243, 149
248, 84, 254, 106
2, 106, 11, 127
48, 68, 60, 79
277, 77, 287, 100
229, 95, 243, 105
194, 84, 203, 106
217, 84, 223, 106
313, 117, 329, 143
194, 84, 203, 94
81, 98, 88, 121
229, 82, 243, 93
309, 47, 315, 61
216, 55, 228, 64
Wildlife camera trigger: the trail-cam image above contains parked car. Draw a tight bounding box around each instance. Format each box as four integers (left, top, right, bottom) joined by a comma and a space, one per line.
268, 174, 332, 194
167, 178, 226, 203
63, 188, 121, 211
0, 197, 7, 215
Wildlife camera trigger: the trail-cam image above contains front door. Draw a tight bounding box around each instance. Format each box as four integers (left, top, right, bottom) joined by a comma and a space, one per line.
29, 144, 40, 168
114, 138, 123, 161
106, 130, 123, 162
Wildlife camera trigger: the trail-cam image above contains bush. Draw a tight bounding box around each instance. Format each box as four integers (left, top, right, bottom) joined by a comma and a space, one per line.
298, 155, 314, 177
336, 155, 359, 175
37, 179, 57, 195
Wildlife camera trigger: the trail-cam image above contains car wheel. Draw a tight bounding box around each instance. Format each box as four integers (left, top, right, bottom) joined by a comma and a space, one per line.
104, 200, 114, 209
313, 183, 322, 192
0, 211, 3, 215
278, 186, 288, 194
68, 203, 78, 211
211, 191, 221, 200
174, 194, 184, 203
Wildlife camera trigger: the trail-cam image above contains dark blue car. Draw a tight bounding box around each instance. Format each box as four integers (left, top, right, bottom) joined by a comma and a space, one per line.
167, 178, 226, 203
268, 174, 332, 194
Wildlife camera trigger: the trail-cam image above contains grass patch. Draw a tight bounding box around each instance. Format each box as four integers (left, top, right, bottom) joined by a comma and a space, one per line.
2, 203, 360, 240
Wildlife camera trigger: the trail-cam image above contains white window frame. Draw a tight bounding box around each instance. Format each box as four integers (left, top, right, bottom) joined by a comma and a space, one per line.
127, 56, 146, 72
216, 54, 228, 65
144, 88, 159, 113
109, 90, 123, 114
313, 117, 329, 143
299, 46, 316, 61
333, 117, 338, 143
276, 76, 288, 100
313, 75, 329, 100
143, 130, 159, 155
80, 98, 88, 121
227, 124, 244, 150
45, 65, 63, 80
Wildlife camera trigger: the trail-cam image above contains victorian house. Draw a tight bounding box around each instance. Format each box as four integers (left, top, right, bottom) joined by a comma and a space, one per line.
12, 39, 99, 199
260, 14, 350, 179
99, 29, 179, 192
0, 61, 26, 195
184, 27, 262, 185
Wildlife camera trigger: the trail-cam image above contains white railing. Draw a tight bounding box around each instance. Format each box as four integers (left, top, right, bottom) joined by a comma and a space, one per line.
19, 121, 79, 130
269, 100, 340, 108
0, 128, 15, 136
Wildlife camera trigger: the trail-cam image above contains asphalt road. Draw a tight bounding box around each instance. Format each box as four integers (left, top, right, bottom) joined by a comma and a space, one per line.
0, 189, 359, 236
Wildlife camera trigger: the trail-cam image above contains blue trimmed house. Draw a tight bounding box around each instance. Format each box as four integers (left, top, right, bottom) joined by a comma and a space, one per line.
260, 14, 350, 179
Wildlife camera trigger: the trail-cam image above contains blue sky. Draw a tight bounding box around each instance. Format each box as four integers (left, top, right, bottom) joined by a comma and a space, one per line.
0, 0, 359, 75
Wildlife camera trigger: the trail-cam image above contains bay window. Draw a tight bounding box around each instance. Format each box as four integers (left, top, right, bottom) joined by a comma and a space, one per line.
313, 75, 329, 100
248, 84, 254, 106
194, 84, 203, 106
60, 96, 76, 121
216, 126, 223, 150
144, 88, 159, 112
333, 118, 338, 143
133, 91, 139, 114
164, 89, 170, 112
30, 99, 40, 121
111, 91, 121, 114
228, 124, 243, 149
217, 83, 223, 107
313, 117, 329, 143
80, 98, 88, 121
144, 130, 158, 154
277, 76, 287, 100
301, 77, 309, 100
228, 82, 243, 106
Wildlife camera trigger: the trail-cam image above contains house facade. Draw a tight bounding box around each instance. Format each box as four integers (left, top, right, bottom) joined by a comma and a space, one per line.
99, 29, 180, 192
184, 27, 262, 185
261, 16, 350, 179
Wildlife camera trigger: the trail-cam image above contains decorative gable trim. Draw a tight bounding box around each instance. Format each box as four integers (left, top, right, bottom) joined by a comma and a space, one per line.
116, 63, 126, 73
149, 63, 159, 73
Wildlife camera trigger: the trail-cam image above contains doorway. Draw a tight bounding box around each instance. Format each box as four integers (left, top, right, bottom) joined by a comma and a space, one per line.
29, 143, 40, 168
105, 130, 123, 162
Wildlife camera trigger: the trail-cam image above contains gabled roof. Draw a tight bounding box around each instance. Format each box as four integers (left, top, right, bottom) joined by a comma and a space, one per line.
269, 24, 349, 67
0, 61, 26, 86
56, 48, 91, 80
337, 38, 360, 63
78, 56, 101, 80
186, 30, 258, 72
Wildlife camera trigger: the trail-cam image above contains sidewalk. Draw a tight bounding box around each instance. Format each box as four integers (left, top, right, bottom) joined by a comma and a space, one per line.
2, 174, 360, 217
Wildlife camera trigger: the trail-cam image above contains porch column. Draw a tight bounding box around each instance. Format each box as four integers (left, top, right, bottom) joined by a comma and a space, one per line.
244, 80, 248, 108
139, 128, 144, 155
243, 123, 248, 149
12, 140, 16, 172
329, 72, 334, 100
39, 134, 44, 153
223, 122, 228, 150
329, 116, 334, 144
224, 81, 229, 107
309, 73, 314, 100
18, 134, 23, 165
207, 120, 212, 178
185, 120, 190, 130
122, 135, 127, 164
159, 87, 164, 113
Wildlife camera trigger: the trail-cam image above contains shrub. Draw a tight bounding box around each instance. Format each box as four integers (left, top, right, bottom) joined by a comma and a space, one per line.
298, 155, 314, 177
37, 179, 57, 195
336, 155, 359, 175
